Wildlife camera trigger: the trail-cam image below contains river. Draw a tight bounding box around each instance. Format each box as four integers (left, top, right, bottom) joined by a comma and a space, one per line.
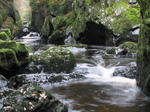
17, 34, 150, 112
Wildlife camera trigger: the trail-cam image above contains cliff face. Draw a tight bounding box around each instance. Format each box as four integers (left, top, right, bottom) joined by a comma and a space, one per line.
137, 0, 150, 96
0, 0, 22, 36
30, 0, 140, 45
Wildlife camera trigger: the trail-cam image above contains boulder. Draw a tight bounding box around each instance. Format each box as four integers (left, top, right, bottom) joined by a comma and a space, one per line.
113, 62, 137, 79
0, 40, 29, 78
25, 47, 76, 74
117, 41, 137, 56
0, 84, 68, 112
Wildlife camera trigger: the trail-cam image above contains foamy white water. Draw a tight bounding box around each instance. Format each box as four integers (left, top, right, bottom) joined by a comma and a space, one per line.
85, 64, 136, 87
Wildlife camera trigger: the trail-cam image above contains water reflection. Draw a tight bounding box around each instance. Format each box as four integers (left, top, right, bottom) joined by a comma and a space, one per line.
48, 79, 150, 112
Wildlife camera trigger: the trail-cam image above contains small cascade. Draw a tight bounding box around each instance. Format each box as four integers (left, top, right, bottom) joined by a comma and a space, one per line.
64, 33, 76, 44
86, 64, 136, 87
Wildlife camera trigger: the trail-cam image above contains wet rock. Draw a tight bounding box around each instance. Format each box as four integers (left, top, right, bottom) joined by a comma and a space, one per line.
9, 71, 85, 88
0, 75, 13, 103
113, 63, 137, 79
0, 40, 29, 78
0, 75, 10, 92
25, 47, 76, 74
0, 84, 68, 112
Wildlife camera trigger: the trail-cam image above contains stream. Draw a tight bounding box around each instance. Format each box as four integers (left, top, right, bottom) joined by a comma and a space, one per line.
17, 34, 150, 112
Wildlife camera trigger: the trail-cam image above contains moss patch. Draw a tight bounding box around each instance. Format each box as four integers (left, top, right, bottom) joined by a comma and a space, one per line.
0, 28, 12, 40
0, 32, 11, 40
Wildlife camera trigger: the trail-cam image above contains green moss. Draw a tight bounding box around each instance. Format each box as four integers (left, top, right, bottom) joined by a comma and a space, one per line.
0, 7, 8, 25
137, 0, 150, 96
0, 32, 11, 40
0, 40, 29, 77
0, 13, 3, 26
144, 18, 150, 26
0, 40, 29, 57
0, 48, 19, 66
41, 16, 53, 37
51, 11, 74, 32
0, 48, 20, 78
32, 47, 76, 73
119, 42, 137, 53
0, 28, 12, 39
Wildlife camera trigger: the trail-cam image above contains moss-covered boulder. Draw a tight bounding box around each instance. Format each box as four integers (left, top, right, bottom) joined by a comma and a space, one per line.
106, 42, 137, 55
26, 47, 76, 74
0, 40, 29, 78
117, 41, 137, 55
0, 84, 68, 112
137, 0, 150, 96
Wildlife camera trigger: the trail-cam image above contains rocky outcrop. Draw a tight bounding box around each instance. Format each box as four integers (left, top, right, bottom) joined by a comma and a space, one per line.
0, 84, 68, 112
29, 0, 140, 45
0, 0, 22, 37
136, 0, 150, 96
